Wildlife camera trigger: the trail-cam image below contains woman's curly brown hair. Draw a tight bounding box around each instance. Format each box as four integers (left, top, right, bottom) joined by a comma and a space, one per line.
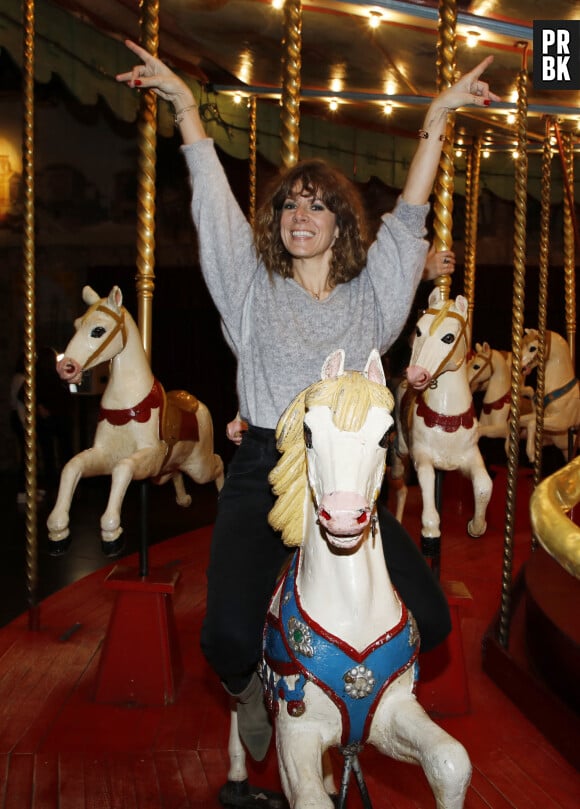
254, 159, 370, 286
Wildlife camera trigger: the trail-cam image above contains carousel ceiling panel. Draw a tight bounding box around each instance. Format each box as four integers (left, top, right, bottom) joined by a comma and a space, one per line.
25, 1, 580, 147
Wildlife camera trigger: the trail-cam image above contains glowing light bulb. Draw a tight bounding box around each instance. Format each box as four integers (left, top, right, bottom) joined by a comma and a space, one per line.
383, 101, 393, 116
466, 31, 480, 48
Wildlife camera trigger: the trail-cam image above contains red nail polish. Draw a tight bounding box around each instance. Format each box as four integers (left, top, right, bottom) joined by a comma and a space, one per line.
483, 99, 491, 106
134, 79, 142, 86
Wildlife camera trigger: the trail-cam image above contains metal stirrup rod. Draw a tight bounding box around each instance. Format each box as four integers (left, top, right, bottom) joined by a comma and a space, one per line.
337, 750, 373, 809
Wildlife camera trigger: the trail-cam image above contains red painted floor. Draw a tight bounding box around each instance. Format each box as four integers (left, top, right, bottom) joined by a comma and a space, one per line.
0, 468, 578, 808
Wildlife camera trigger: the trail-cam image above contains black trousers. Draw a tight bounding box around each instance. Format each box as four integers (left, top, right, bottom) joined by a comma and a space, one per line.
200, 425, 451, 694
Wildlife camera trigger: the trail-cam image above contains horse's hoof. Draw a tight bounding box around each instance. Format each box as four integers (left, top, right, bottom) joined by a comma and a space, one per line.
467, 521, 487, 538
101, 537, 125, 558
219, 780, 288, 809
48, 536, 72, 557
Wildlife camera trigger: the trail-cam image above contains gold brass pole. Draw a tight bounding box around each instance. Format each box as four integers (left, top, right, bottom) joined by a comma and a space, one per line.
499, 45, 529, 648
432, 0, 457, 302
248, 96, 257, 228
562, 132, 576, 365
280, 0, 302, 169
463, 136, 482, 345
136, 0, 160, 360
22, 0, 40, 631
531, 119, 554, 493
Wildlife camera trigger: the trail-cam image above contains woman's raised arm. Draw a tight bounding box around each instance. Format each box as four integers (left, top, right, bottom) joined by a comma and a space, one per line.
116, 39, 206, 145
401, 56, 500, 206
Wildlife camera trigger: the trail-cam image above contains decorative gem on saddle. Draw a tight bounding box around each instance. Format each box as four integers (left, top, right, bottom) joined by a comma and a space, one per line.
344, 666, 376, 699
288, 617, 314, 657
263, 552, 419, 746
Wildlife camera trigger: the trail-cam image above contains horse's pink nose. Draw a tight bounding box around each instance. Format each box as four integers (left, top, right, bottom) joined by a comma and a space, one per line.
57, 356, 82, 384
317, 492, 370, 536
406, 365, 432, 391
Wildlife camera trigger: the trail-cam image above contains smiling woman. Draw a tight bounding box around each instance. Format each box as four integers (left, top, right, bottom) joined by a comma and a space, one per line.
114, 37, 498, 771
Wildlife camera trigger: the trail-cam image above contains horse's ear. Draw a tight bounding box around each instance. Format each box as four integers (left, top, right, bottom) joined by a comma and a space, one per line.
482, 341, 490, 352
454, 295, 468, 317
107, 286, 123, 312
364, 349, 386, 386
475, 342, 483, 352
321, 349, 345, 380
82, 286, 100, 306
428, 288, 441, 307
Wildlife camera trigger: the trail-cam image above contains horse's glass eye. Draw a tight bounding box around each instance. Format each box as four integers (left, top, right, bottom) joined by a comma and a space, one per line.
442, 332, 455, 344
304, 423, 313, 449
473, 363, 480, 370
379, 427, 393, 449
91, 326, 106, 338
529, 345, 537, 354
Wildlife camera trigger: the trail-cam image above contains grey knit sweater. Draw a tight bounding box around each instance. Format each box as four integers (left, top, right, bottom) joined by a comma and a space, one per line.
182, 139, 429, 430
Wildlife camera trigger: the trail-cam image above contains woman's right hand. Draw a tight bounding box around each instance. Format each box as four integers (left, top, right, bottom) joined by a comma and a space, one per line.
116, 39, 194, 113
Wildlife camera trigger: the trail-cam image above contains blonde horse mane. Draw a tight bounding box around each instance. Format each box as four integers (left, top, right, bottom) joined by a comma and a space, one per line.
268, 371, 394, 547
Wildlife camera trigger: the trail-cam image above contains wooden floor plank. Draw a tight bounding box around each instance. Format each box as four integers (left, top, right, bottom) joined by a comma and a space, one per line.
3, 753, 34, 809
132, 753, 164, 809
32, 752, 60, 809
177, 750, 214, 803
153, 751, 191, 809
58, 753, 88, 809
82, 755, 116, 809
108, 753, 139, 809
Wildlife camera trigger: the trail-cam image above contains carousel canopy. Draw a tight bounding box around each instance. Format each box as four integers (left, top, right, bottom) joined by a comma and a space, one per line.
1, 0, 579, 199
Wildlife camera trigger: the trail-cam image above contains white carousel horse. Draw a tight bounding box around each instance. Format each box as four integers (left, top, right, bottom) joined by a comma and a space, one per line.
47, 285, 224, 556
391, 290, 492, 542
520, 328, 580, 463
247, 349, 470, 809
466, 342, 534, 440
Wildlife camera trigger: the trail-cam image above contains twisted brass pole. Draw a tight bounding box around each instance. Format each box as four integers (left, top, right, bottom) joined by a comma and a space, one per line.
531, 119, 553, 494
464, 149, 473, 272
562, 132, 576, 364
499, 47, 528, 648
432, 0, 457, 303
463, 136, 482, 346
136, 0, 159, 360
248, 96, 257, 228
22, 0, 40, 631
280, 0, 302, 169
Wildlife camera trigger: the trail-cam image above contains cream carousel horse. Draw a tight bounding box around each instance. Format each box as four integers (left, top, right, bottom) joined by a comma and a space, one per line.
391, 290, 492, 543
467, 342, 535, 440
47, 285, 224, 557
227, 349, 470, 809
520, 328, 580, 463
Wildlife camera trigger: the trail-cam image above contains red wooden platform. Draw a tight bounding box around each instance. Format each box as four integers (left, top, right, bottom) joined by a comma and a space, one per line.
0, 471, 578, 807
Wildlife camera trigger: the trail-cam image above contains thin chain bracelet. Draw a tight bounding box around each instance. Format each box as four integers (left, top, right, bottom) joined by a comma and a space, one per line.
174, 104, 197, 126
418, 129, 445, 141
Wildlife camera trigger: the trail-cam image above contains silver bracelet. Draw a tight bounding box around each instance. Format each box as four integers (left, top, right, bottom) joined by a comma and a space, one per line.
174, 104, 196, 126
